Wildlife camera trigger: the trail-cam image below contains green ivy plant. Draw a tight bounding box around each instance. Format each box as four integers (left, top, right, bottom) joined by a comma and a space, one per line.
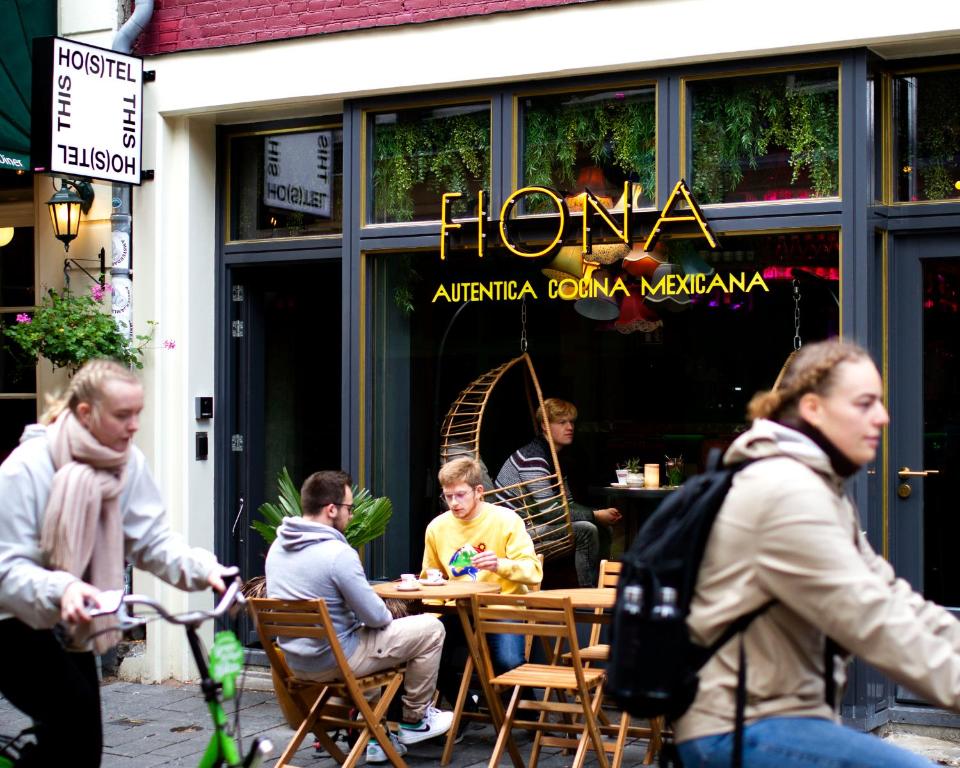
372, 110, 491, 223
523, 96, 656, 212
690, 73, 839, 203
3, 286, 155, 373
909, 73, 960, 201
252, 466, 393, 550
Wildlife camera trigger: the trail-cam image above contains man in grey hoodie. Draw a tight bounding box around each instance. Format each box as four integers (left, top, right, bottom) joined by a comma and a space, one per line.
265, 470, 452, 762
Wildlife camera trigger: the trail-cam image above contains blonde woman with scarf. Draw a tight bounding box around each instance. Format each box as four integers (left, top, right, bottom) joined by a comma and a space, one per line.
0, 359, 227, 767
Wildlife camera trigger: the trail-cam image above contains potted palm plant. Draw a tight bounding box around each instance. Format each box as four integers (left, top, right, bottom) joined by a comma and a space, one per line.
245, 467, 393, 596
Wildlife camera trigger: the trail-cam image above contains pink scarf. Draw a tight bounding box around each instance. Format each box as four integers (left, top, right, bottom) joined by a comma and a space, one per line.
40, 410, 128, 653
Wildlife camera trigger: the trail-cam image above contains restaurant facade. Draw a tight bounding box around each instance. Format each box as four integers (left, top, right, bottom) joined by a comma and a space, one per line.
5, 0, 960, 733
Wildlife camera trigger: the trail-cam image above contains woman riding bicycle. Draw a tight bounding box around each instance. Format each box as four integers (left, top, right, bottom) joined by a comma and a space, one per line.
0, 359, 228, 767
675, 340, 955, 767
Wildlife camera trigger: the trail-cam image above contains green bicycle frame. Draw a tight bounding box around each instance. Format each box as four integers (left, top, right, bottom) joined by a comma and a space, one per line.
187, 626, 260, 768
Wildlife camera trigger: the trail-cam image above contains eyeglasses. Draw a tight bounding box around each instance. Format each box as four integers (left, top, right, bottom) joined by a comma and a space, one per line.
442, 490, 475, 504
326, 501, 354, 511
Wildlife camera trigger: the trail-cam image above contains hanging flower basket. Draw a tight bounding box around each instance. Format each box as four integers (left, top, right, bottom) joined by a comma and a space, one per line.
2, 286, 156, 373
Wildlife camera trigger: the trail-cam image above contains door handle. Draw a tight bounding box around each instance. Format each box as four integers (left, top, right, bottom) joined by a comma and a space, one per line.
897, 467, 940, 478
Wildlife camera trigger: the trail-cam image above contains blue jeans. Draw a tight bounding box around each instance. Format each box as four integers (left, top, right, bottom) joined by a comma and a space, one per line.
486, 629, 525, 673
437, 614, 525, 707
678, 717, 934, 768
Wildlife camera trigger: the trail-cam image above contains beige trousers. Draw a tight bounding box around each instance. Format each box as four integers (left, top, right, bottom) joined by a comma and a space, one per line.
301, 613, 445, 722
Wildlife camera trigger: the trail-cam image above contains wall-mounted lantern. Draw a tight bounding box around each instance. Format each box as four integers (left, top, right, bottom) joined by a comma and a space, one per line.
46, 179, 94, 252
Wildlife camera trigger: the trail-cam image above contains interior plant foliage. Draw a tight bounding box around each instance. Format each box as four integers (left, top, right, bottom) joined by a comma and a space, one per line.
252, 466, 393, 550
522, 94, 656, 212
372, 108, 490, 223
2, 287, 154, 373
690, 72, 839, 203
912, 73, 960, 200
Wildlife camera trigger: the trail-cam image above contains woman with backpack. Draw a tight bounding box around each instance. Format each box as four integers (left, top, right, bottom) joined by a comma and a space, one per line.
676, 339, 947, 767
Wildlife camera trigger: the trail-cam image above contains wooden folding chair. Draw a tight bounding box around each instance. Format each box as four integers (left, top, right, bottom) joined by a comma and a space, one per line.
440, 555, 544, 766
248, 597, 407, 768
473, 593, 609, 768
566, 559, 665, 766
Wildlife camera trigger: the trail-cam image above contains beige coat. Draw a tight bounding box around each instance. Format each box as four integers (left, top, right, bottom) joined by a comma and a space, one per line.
675, 419, 960, 743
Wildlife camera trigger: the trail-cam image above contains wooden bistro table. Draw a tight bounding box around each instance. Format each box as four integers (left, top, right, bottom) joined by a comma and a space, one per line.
373, 579, 525, 768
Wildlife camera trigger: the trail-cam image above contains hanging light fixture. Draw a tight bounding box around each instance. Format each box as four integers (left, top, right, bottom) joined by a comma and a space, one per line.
46, 179, 94, 252
0, 227, 13, 248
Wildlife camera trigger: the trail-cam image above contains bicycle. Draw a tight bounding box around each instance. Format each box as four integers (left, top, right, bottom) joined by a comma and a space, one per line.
0, 727, 36, 768
88, 569, 273, 768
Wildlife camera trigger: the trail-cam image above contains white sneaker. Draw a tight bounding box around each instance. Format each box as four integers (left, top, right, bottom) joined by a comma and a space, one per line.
366, 732, 407, 764
397, 706, 454, 745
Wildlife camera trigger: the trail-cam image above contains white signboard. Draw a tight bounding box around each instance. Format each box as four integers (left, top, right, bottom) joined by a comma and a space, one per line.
263, 131, 333, 218
37, 38, 143, 185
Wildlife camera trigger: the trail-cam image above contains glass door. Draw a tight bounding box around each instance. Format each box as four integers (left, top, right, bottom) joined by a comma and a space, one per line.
890, 236, 960, 612
226, 260, 342, 642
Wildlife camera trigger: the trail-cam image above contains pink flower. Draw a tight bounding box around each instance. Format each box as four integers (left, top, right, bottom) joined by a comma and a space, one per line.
15, 313, 31, 324
90, 284, 114, 302
162, 339, 176, 350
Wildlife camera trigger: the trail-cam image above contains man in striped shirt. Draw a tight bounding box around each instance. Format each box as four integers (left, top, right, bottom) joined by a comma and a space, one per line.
495, 398, 621, 586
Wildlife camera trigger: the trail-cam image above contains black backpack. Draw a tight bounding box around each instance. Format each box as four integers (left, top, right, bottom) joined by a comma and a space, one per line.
607, 457, 771, 767
607, 455, 837, 767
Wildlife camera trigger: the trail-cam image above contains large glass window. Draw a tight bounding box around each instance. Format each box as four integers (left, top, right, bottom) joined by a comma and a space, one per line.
228, 125, 344, 240
688, 68, 839, 204
0, 223, 36, 462
519, 85, 656, 213
894, 69, 960, 202
370, 231, 839, 569
368, 103, 491, 224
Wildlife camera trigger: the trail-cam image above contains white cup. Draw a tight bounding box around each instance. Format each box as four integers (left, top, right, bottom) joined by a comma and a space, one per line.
426, 568, 443, 583
400, 573, 417, 583
615, 469, 628, 485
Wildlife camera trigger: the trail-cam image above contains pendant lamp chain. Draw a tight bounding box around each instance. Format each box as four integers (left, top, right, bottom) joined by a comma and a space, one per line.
520, 295, 528, 353
792, 277, 802, 351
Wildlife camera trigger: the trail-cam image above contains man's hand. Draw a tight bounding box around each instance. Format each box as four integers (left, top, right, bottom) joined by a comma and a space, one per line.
593, 507, 622, 526
472, 551, 500, 573
61, 580, 100, 624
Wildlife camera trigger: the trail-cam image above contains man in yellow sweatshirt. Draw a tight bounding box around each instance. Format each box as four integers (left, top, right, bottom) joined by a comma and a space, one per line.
422, 456, 542, 708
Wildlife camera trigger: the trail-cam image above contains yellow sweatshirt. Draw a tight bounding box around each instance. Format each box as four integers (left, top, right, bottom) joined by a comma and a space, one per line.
421, 501, 542, 595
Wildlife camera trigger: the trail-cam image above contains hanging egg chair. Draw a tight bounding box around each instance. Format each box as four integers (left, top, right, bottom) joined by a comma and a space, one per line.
439, 352, 575, 560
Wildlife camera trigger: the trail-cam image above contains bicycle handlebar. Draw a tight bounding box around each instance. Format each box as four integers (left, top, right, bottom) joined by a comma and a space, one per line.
89, 566, 245, 628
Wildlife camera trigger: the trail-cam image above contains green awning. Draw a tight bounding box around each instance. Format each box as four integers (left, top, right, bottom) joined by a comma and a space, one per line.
0, 0, 56, 172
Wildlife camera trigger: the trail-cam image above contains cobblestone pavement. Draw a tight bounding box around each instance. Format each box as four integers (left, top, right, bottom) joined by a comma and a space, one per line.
0, 678, 662, 766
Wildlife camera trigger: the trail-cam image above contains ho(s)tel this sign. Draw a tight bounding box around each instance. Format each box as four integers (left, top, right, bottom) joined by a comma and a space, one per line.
31, 37, 143, 185
263, 131, 333, 218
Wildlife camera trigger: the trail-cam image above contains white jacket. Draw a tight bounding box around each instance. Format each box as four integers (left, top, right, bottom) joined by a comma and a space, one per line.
0, 424, 219, 628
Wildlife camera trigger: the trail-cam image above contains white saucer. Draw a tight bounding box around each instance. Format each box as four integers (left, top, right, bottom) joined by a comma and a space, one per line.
609, 482, 628, 488
419, 578, 447, 586
396, 582, 422, 591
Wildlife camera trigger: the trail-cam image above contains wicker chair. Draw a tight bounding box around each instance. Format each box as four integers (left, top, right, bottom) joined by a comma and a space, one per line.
439, 352, 574, 560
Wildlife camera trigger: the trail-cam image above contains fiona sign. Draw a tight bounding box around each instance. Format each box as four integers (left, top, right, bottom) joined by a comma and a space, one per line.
433, 178, 769, 304
439, 178, 717, 261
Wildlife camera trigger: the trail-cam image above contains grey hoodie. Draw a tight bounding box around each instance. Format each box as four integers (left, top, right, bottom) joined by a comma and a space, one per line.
265, 517, 392, 673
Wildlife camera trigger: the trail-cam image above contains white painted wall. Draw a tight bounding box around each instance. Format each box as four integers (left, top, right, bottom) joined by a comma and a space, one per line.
148, 0, 960, 119
132, 110, 220, 682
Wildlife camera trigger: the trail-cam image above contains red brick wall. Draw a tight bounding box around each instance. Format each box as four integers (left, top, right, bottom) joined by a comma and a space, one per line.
137, 0, 598, 54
